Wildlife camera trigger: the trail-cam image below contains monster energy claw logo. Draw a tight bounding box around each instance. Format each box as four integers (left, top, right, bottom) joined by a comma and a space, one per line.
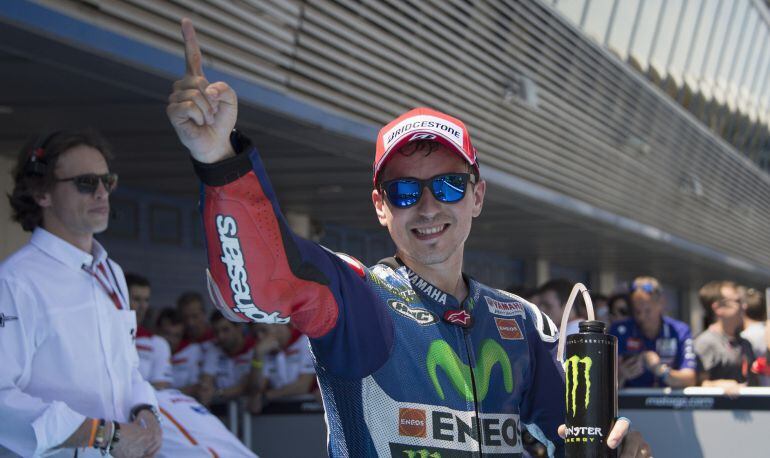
402, 450, 440, 458
564, 355, 592, 417
426, 339, 513, 402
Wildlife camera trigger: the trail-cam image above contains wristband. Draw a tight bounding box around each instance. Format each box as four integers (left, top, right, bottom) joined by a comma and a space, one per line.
109, 422, 121, 454
130, 404, 162, 425
87, 418, 99, 448
101, 421, 115, 456
93, 419, 107, 449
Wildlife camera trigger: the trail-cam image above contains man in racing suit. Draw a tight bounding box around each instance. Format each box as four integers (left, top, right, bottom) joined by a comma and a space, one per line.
166, 19, 646, 458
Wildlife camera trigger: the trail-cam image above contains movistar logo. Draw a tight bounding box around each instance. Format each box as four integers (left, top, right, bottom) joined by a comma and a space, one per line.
564, 355, 593, 416
426, 339, 512, 402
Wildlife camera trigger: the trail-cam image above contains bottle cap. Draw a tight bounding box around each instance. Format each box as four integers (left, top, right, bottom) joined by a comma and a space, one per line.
578, 320, 606, 334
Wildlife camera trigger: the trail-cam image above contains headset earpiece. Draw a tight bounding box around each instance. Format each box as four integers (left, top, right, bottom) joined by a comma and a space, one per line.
24, 131, 58, 176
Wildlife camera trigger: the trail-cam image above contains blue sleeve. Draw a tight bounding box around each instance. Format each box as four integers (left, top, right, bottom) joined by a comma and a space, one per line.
520, 304, 565, 458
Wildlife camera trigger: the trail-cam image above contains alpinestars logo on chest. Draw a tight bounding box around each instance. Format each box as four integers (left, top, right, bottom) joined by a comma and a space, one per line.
443, 310, 473, 328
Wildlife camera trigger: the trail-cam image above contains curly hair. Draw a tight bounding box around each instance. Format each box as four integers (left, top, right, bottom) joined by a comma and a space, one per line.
8, 129, 113, 232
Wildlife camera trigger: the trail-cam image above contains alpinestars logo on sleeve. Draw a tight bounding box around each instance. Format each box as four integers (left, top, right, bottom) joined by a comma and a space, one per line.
215, 214, 289, 324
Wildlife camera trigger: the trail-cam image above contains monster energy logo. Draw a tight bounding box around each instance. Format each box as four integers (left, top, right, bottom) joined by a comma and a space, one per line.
401, 449, 440, 458
426, 339, 512, 402
564, 355, 593, 417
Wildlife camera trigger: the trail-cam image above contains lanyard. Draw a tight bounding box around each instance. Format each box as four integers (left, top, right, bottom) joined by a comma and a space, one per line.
85, 260, 125, 310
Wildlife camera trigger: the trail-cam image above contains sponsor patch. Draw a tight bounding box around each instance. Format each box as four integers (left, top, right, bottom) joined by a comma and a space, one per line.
382, 115, 465, 152
388, 300, 438, 325
443, 309, 473, 328
485, 296, 526, 318
495, 318, 524, 340
627, 337, 642, 352
406, 268, 448, 305
398, 408, 426, 438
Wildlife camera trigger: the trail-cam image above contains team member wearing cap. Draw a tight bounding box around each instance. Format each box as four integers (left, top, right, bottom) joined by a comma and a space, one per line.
167, 19, 648, 457
0, 130, 161, 457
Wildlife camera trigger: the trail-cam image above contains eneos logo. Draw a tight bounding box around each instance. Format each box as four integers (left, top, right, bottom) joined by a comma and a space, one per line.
398, 408, 426, 437
426, 339, 512, 402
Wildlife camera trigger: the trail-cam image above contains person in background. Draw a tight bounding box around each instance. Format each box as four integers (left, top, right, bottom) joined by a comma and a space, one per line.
740, 287, 766, 359
591, 292, 610, 326
536, 278, 576, 330
608, 293, 632, 323
199, 311, 256, 406
695, 281, 757, 388
177, 291, 215, 347
126, 273, 173, 390
0, 130, 160, 456
157, 307, 204, 397
611, 276, 696, 388
144, 313, 256, 457
247, 323, 316, 414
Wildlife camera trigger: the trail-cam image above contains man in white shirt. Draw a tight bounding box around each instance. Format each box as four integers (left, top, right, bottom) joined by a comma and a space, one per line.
157, 308, 204, 395
145, 312, 256, 457
155, 389, 257, 458
127, 273, 173, 390
200, 312, 255, 406
248, 324, 317, 414
0, 130, 161, 457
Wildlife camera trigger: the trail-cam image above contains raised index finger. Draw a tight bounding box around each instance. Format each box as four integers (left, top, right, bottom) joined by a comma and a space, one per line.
181, 18, 204, 76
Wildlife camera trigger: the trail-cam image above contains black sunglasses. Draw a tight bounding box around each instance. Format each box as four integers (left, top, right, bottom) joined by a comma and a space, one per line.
381, 173, 475, 209
56, 173, 119, 195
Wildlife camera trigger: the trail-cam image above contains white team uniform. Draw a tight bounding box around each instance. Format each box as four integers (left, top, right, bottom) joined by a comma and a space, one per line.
134, 336, 256, 457
263, 334, 316, 390
171, 340, 203, 389
155, 389, 257, 457
136, 328, 173, 385
0, 228, 156, 457
203, 337, 256, 390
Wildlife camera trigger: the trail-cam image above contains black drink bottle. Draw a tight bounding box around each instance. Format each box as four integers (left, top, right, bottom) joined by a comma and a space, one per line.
564, 320, 617, 458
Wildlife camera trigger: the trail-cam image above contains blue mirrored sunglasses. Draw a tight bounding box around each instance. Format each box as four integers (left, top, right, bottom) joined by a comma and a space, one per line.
381, 173, 474, 209
630, 281, 657, 294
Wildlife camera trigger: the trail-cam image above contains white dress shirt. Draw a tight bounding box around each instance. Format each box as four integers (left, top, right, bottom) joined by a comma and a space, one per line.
0, 228, 156, 457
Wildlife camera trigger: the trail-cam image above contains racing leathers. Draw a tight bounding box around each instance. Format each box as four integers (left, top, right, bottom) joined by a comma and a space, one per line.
195, 132, 566, 457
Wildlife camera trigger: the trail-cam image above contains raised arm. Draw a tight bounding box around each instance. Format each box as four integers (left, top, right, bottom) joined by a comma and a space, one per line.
166, 19, 393, 378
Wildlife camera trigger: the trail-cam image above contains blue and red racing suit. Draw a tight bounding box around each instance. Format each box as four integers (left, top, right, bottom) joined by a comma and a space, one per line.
195, 133, 566, 457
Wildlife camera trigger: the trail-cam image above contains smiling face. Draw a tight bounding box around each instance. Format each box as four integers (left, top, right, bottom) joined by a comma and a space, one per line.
36, 145, 111, 246
372, 143, 485, 270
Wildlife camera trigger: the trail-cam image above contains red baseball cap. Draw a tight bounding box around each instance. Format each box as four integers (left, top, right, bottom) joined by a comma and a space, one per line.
373, 107, 479, 185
